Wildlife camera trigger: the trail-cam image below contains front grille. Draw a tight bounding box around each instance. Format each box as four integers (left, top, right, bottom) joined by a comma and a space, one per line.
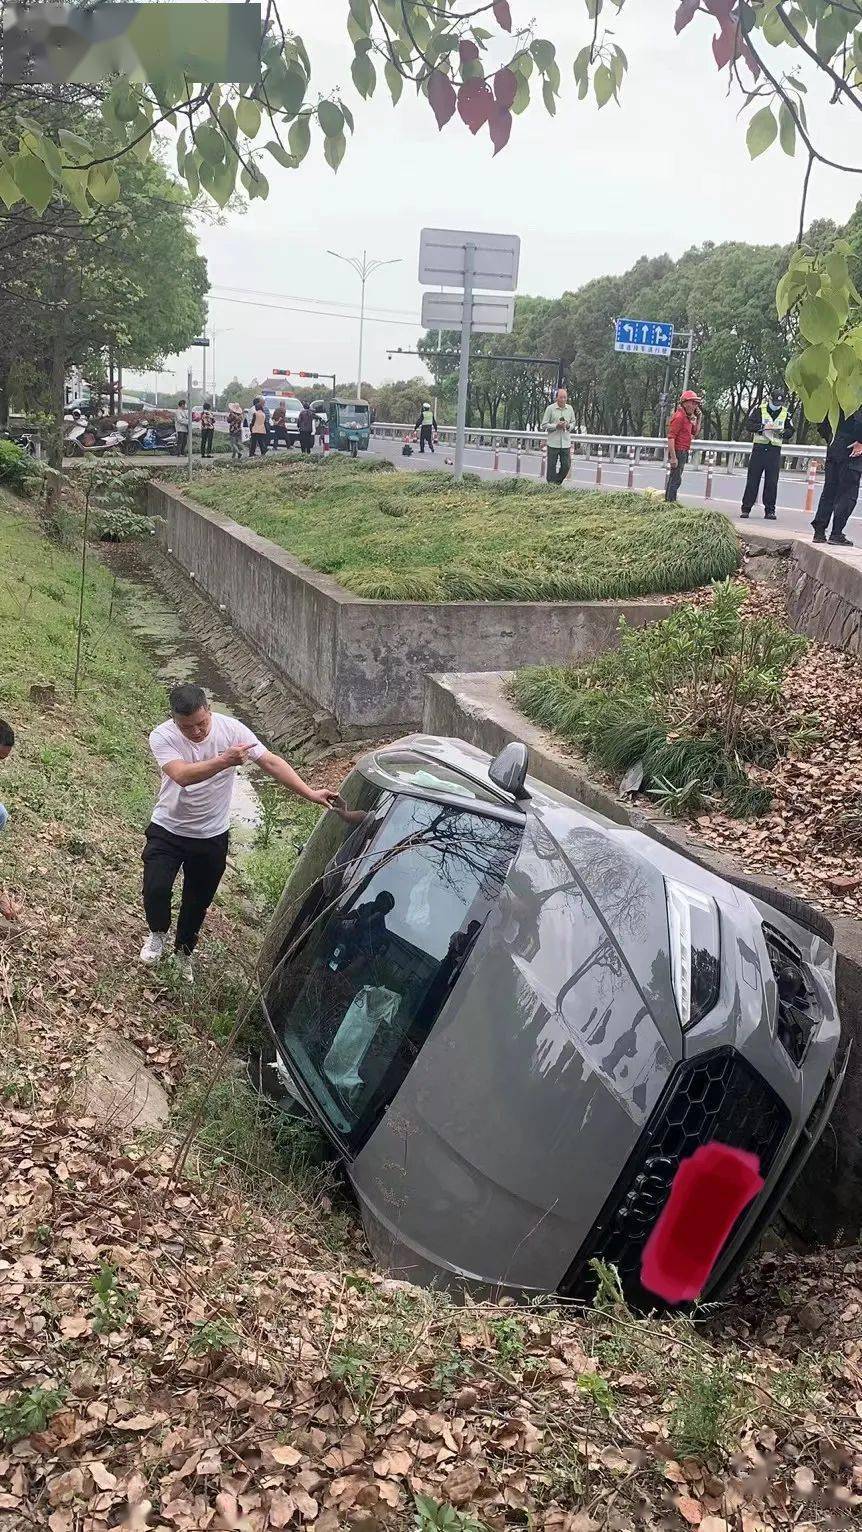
559, 1049, 791, 1306
763, 924, 817, 1068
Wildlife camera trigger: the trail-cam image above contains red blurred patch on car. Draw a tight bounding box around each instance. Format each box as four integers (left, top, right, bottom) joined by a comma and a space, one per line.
640, 1142, 764, 1304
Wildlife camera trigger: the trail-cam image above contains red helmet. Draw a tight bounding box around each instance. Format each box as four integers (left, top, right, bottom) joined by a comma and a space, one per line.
680, 389, 701, 403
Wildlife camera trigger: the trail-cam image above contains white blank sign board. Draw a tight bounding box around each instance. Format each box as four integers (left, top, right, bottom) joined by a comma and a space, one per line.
418, 228, 520, 291
421, 291, 515, 334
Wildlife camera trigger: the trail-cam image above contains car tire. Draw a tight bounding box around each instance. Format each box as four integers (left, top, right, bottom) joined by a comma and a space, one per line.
727, 874, 834, 943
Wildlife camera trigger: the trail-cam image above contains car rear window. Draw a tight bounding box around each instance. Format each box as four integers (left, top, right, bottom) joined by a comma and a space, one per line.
261, 784, 521, 1149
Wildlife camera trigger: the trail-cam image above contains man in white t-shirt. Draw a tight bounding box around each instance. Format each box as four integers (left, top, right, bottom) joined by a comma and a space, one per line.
141, 683, 336, 983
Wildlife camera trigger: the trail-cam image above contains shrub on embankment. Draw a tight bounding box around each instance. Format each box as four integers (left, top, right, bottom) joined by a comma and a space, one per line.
513, 579, 810, 817
180, 455, 740, 602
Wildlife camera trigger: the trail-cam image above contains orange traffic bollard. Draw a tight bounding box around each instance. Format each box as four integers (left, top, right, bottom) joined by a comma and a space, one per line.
540, 443, 547, 481
595, 460, 602, 488
627, 463, 634, 490
705, 464, 713, 499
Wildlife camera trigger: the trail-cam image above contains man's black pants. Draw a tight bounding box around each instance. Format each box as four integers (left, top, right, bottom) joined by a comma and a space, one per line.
175, 432, 187, 457
547, 446, 571, 484
142, 823, 229, 954
665, 450, 688, 502
742, 442, 781, 516
419, 425, 434, 453
248, 434, 267, 456
813, 458, 862, 539
299, 430, 313, 454
200, 427, 214, 457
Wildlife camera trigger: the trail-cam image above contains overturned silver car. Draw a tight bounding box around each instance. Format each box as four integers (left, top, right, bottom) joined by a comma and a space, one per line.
256, 736, 847, 1303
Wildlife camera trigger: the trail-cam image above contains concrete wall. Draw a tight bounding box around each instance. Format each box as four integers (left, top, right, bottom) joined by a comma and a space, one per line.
424, 669, 862, 1247
786, 539, 862, 654
150, 481, 670, 734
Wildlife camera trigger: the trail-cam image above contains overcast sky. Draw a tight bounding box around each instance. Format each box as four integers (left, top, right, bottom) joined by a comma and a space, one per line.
128, 2, 860, 397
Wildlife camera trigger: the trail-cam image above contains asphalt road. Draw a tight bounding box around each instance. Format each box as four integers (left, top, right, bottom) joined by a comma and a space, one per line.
368, 435, 836, 546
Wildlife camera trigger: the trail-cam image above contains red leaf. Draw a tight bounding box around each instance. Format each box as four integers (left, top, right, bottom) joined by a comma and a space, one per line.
712, 19, 736, 69
458, 78, 492, 134
427, 69, 457, 130
493, 0, 513, 30
459, 39, 480, 67
493, 67, 517, 110
674, 0, 699, 32
488, 103, 512, 156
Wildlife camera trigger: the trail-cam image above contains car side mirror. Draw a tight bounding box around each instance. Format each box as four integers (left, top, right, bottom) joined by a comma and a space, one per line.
488, 742, 531, 802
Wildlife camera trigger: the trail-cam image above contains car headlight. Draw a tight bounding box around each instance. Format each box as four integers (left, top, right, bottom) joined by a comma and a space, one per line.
666, 878, 721, 1028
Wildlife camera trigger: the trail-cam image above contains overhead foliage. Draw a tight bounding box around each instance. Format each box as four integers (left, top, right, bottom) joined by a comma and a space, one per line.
2, 2, 862, 421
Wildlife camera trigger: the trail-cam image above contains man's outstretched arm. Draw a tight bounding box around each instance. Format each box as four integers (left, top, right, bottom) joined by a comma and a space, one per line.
256, 750, 339, 808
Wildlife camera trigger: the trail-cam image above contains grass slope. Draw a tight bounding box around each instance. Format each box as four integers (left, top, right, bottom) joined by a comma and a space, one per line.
183, 456, 740, 602
0, 488, 165, 829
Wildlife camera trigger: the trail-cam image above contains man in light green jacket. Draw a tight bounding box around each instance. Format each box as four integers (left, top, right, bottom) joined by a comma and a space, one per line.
541, 387, 576, 484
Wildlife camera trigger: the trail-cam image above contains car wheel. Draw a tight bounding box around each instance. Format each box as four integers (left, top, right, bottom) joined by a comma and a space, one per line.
727, 874, 834, 942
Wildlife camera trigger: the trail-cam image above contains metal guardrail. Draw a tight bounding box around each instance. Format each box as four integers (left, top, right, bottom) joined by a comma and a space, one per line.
371, 422, 827, 471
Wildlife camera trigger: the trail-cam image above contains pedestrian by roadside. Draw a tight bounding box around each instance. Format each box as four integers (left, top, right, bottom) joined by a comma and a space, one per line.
140, 684, 337, 983
812, 407, 862, 546
199, 401, 215, 458
227, 402, 244, 461
665, 390, 702, 502
271, 403, 288, 449
740, 388, 794, 521
297, 402, 315, 455
541, 386, 576, 484
174, 398, 188, 457
415, 402, 438, 455
315, 412, 327, 453
248, 397, 268, 457
0, 719, 20, 923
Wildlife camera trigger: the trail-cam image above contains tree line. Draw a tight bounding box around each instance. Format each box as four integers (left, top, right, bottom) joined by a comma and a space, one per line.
418, 210, 862, 440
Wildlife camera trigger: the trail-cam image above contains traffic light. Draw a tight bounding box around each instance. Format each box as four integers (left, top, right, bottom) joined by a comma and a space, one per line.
272, 368, 320, 378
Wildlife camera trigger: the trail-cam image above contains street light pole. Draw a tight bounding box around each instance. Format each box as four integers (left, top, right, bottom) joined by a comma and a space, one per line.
327, 249, 401, 401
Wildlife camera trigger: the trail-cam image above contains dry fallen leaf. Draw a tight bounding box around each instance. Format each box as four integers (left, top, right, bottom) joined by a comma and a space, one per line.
675, 1495, 703, 1525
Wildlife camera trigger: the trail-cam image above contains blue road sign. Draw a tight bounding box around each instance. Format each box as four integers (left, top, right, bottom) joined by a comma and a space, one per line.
614, 318, 674, 357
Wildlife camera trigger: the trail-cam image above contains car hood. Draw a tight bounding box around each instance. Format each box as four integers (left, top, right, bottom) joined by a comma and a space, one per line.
350, 809, 680, 1292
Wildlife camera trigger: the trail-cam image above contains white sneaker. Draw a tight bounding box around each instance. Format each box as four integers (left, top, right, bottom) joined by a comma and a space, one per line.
140, 931, 166, 964
173, 951, 195, 985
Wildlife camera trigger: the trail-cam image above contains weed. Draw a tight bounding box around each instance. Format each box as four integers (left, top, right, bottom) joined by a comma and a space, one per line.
668, 1350, 745, 1460
589, 1258, 629, 1316
490, 1314, 526, 1368
188, 1317, 241, 1358
91, 1261, 137, 1335
0, 1385, 66, 1444
577, 1371, 616, 1417
329, 1342, 374, 1400
414, 1494, 485, 1532
242, 792, 320, 914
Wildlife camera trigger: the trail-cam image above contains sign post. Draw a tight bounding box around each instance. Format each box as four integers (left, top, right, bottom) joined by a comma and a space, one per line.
186, 365, 193, 478
454, 243, 475, 482
419, 227, 520, 484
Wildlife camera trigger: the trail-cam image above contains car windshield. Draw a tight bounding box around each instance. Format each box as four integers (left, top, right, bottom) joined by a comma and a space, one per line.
336, 407, 369, 429
261, 781, 521, 1148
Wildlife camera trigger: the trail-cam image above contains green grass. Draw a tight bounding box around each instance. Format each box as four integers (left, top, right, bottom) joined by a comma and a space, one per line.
180, 455, 740, 603
513, 579, 808, 818
0, 488, 166, 828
